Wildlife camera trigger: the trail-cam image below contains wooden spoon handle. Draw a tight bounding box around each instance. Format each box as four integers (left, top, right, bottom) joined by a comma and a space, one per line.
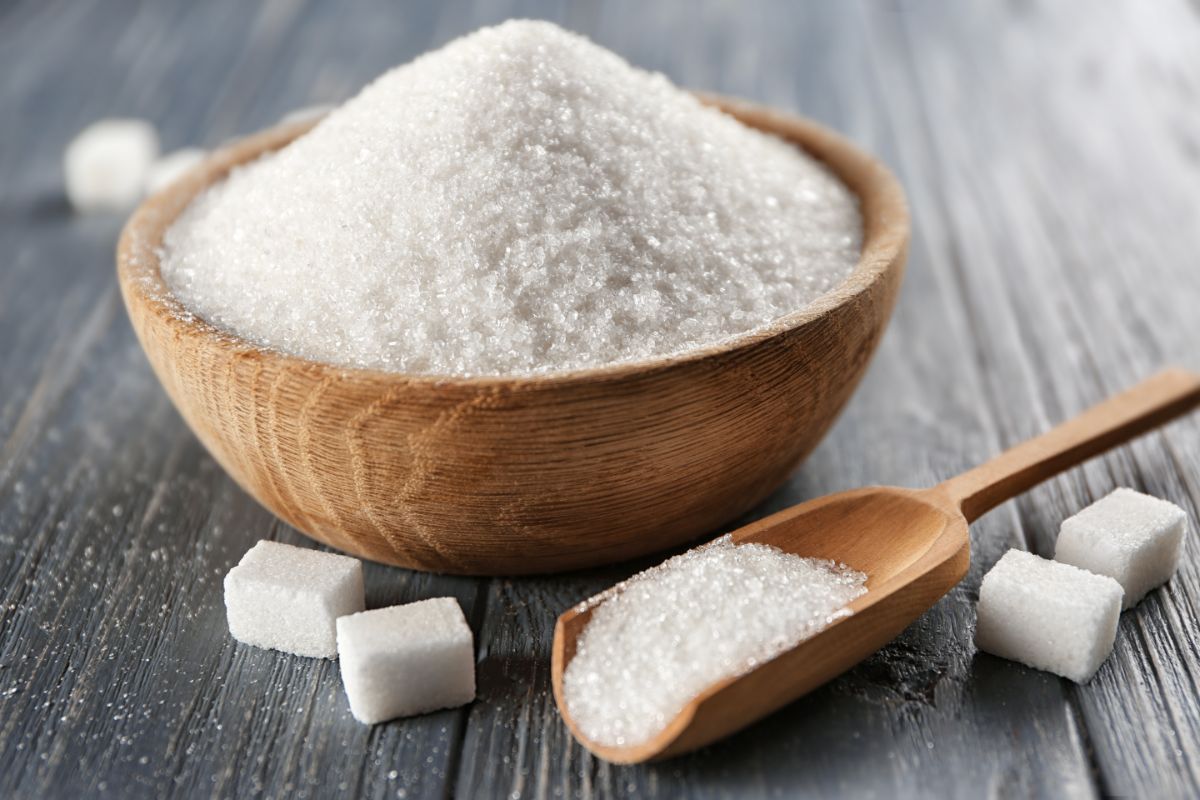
939, 368, 1200, 522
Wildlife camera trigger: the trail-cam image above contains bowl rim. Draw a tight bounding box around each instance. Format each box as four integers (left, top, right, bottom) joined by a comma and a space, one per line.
117, 92, 909, 389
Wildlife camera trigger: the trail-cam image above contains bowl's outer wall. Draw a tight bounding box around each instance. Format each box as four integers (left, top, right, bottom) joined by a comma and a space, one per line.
116, 98, 908, 575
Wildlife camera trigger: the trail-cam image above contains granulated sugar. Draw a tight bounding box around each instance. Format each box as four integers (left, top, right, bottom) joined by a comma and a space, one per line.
562, 535, 867, 748
161, 20, 861, 376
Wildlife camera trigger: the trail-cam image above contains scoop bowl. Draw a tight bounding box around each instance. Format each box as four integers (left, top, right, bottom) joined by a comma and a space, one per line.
552, 485, 969, 763
116, 95, 909, 575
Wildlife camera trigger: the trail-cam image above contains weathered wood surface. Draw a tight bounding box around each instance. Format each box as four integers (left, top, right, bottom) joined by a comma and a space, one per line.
1, 1, 1199, 798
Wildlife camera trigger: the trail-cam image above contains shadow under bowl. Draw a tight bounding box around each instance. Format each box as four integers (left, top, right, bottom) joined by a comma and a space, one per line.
116, 94, 909, 575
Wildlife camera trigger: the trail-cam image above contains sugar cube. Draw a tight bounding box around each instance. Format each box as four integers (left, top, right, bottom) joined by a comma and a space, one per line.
145, 148, 206, 195
336, 598, 475, 724
64, 118, 159, 212
975, 549, 1123, 683
279, 103, 334, 125
224, 540, 364, 658
1055, 488, 1187, 608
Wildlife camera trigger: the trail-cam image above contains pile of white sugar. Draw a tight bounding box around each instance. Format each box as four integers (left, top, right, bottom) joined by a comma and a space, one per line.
161, 20, 861, 377
562, 534, 867, 748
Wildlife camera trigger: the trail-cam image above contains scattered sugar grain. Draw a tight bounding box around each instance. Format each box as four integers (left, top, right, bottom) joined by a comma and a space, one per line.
336, 598, 475, 724
64, 118, 159, 212
1056, 487, 1187, 608
145, 148, 206, 195
223, 540, 364, 658
162, 20, 861, 377
975, 549, 1123, 683
561, 534, 867, 747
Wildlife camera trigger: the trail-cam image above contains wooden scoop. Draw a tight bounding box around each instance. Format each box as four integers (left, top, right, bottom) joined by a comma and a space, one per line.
552, 368, 1200, 763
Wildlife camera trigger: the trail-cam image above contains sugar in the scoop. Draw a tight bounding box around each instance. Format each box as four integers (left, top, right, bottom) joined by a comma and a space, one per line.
161, 20, 861, 377
561, 534, 867, 748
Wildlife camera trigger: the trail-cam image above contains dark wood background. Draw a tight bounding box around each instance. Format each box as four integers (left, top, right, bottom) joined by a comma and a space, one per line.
3, 1, 1200, 797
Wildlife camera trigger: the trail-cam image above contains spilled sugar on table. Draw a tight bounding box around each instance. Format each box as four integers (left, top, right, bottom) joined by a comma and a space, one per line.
2, 1, 1200, 798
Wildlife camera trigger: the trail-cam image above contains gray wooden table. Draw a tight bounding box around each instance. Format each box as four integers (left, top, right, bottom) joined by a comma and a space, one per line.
3, 1, 1200, 797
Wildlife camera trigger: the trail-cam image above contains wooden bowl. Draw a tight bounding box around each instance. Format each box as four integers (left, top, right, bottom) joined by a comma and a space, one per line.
116, 95, 909, 576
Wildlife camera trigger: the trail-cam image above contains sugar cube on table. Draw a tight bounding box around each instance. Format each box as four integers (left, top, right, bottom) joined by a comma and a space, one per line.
336, 598, 475, 724
1055, 488, 1188, 608
144, 147, 206, 195
63, 118, 159, 212
279, 103, 334, 125
975, 549, 1123, 683
224, 540, 364, 658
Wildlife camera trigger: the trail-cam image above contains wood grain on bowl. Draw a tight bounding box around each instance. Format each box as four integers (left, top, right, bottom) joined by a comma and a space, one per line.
116, 95, 909, 575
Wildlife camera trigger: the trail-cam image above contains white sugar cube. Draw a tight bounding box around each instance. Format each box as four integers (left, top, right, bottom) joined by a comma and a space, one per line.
64, 118, 159, 212
336, 598, 475, 724
224, 540, 364, 658
1055, 488, 1187, 608
279, 103, 334, 125
145, 148, 206, 195
975, 549, 1123, 683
